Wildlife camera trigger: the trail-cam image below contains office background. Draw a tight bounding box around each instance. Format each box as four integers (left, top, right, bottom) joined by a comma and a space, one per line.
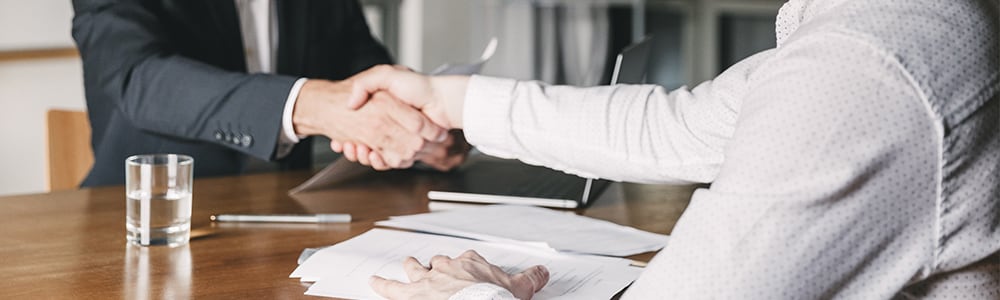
0, 0, 781, 196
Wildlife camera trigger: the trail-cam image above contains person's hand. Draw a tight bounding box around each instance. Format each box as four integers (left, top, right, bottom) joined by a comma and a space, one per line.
370, 250, 549, 300
331, 130, 470, 171
292, 79, 447, 168
346, 65, 470, 129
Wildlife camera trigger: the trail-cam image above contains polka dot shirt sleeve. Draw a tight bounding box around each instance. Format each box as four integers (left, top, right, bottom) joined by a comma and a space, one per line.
463, 49, 775, 184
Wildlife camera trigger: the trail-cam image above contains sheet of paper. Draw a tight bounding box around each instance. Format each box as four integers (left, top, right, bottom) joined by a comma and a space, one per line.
288, 157, 373, 194
291, 229, 641, 300
288, 37, 498, 195
428, 37, 497, 75
376, 204, 668, 256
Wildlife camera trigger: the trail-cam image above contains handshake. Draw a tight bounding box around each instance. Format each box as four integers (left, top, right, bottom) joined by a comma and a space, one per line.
291, 65, 472, 171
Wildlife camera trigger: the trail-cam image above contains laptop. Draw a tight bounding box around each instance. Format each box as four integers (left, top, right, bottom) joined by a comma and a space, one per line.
427, 36, 653, 209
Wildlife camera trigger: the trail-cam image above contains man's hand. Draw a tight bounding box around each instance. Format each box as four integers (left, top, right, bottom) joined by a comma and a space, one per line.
332, 130, 471, 171
293, 79, 447, 168
346, 65, 470, 129
370, 250, 549, 300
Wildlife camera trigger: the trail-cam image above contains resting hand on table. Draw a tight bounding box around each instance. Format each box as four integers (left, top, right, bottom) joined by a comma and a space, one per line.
370, 250, 549, 300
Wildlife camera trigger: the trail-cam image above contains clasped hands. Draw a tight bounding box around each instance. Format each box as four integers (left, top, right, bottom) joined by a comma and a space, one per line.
293, 65, 550, 299
291, 65, 468, 171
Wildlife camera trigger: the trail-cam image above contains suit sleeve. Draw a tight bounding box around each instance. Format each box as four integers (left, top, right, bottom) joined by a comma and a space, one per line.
72, 0, 296, 160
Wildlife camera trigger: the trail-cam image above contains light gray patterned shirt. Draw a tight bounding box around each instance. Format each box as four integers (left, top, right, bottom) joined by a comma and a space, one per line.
453, 0, 999, 298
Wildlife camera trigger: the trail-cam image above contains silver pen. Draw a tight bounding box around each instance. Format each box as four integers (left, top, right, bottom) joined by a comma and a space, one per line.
210, 213, 352, 223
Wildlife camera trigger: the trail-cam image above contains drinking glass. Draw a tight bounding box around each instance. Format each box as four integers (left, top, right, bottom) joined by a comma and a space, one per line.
125, 154, 193, 247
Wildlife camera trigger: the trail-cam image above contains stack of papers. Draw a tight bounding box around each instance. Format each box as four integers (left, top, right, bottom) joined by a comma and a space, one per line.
376, 205, 669, 256
292, 229, 643, 300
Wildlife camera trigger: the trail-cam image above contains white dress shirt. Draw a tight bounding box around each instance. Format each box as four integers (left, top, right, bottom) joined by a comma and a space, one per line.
234, 0, 306, 159
454, 0, 999, 298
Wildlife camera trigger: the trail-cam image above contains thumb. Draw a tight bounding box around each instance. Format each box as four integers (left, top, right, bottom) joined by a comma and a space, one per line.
369, 276, 411, 300
511, 265, 549, 298
347, 64, 398, 110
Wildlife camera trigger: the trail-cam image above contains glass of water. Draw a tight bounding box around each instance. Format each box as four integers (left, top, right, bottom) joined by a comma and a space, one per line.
125, 154, 193, 247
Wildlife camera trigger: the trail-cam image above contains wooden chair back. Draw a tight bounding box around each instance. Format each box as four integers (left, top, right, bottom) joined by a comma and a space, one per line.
46, 109, 93, 191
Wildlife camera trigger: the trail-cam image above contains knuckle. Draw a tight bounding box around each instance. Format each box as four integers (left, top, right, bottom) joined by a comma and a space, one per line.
431, 255, 449, 265
410, 138, 426, 153
372, 120, 390, 134
390, 155, 406, 168
410, 117, 425, 133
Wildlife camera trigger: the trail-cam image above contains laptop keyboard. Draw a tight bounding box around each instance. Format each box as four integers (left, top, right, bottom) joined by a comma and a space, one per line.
511, 175, 588, 199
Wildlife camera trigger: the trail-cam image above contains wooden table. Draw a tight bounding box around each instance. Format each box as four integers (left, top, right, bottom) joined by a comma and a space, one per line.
0, 169, 697, 299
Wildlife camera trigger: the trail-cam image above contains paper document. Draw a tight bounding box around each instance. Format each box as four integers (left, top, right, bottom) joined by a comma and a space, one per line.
376, 204, 668, 256
289, 37, 499, 194
428, 37, 497, 75
288, 156, 374, 194
292, 229, 642, 300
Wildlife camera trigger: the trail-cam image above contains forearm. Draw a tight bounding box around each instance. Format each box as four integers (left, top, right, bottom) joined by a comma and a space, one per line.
458, 76, 730, 184
100, 54, 296, 159
451, 50, 772, 183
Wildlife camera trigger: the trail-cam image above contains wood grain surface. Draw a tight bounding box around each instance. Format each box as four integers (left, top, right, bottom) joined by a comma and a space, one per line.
0, 169, 698, 299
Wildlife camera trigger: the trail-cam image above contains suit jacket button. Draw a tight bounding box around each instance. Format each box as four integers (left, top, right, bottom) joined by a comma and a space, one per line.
241, 135, 253, 147
214, 131, 224, 140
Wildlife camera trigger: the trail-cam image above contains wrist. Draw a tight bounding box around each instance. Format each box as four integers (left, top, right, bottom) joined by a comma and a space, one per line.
280, 78, 309, 144
293, 79, 347, 136
431, 76, 470, 129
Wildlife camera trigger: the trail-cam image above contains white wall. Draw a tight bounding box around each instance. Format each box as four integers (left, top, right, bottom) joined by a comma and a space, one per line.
0, 0, 75, 51
399, 0, 536, 79
0, 1, 85, 196
0, 58, 87, 196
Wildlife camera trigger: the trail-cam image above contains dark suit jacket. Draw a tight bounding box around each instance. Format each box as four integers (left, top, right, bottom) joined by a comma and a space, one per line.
72, 0, 391, 187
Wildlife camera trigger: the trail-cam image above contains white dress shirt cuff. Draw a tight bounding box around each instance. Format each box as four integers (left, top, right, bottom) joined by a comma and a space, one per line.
449, 283, 516, 300
276, 77, 308, 158
462, 75, 518, 158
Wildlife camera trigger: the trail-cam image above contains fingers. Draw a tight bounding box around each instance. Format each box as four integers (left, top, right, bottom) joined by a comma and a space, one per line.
417, 133, 469, 171
377, 93, 447, 143
330, 140, 344, 153
343, 143, 358, 162
340, 90, 450, 169
368, 151, 390, 171
458, 250, 488, 263
354, 95, 425, 167
403, 257, 430, 282
356, 144, 372, 166
429, 255, 451, 269
342, 141, 415, 171
512, 265, 550, 294
370, 276, 411, 300
416, 141, 451, 171
348, 65, 398, 110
